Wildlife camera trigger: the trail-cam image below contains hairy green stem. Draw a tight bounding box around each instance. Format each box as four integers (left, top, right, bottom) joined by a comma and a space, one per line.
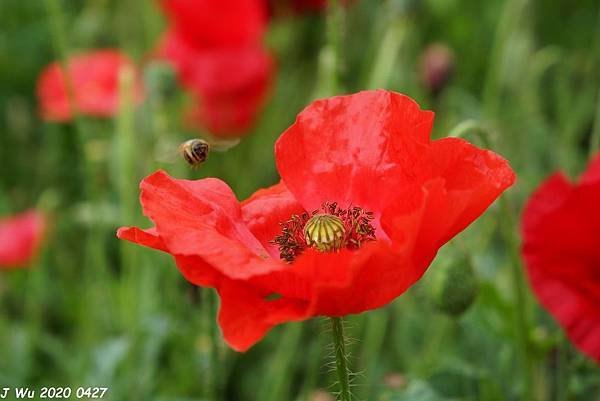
330, 317, 351, 401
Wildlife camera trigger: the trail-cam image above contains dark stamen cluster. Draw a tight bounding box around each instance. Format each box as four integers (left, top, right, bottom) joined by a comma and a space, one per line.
271, 202, 376, 263
323, 202, 376, 250
271, 212, 311, 262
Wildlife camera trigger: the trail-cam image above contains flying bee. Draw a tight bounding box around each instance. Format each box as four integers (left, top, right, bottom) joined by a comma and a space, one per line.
156, 137, 240, 168
179, 139, 210, 167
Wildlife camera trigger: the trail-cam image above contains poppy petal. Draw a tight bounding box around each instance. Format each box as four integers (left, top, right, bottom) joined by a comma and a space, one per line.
275, 90, 434, 215
241, 181, 305, 259
117, 226, 167, 252
136, 170, 283, 279
216, 279, 309, 352
425, 137, 515, 245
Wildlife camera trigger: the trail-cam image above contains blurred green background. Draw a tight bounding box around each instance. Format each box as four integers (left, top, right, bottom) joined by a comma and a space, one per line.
1, 0, 599, 400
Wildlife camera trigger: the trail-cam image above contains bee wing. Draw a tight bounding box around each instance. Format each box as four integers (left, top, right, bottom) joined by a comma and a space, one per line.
209, 138, 241, 152
154, 139, 180, 164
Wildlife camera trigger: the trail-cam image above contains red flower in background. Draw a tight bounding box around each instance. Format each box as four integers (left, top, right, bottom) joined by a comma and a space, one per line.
159, 31, 273, 136
36, 50, 144, 122
157, 0, 274, 136
161, 0, 267, 48
522, 155, 600, 363
118, 90, 514, 351
0, 210, 45, 269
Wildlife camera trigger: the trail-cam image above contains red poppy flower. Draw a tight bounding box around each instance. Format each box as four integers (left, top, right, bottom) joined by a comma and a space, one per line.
36, 50, 144, 122
159, 31, 273, 136
160, 0, 267, 48
0, 210, 46, 269
157, 0, 274, 137
118, 90, 514, 351
522, 155, 600, 363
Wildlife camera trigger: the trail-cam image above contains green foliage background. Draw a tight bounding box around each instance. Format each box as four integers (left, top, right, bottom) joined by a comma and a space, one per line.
1, 0, 599, 400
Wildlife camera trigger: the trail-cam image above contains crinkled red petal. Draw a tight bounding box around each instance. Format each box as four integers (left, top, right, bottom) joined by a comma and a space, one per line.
275, 90, 435, 216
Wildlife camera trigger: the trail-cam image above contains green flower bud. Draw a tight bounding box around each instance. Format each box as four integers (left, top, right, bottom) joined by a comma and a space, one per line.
431, 261, 478, 317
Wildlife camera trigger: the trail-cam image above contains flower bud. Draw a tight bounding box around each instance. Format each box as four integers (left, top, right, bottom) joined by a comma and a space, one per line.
431, 261, 478, 317
419, 43, 455, 96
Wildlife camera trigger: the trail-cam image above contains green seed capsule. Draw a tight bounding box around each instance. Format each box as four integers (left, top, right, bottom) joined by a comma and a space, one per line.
303, 214, 347, 252
431, 261, 478, 317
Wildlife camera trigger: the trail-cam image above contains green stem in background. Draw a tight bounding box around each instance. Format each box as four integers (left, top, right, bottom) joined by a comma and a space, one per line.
116, 64, 139, 327
43, 0, 86, 137
498, 197, 535, 400
299, 323, 324, 401
116, 65, 137, 227
43, 0, 69, 72
330, 317, 351, 401
367, 16, 407, 89
259, 323, 303, 401
449, 120, 536, 400
589, 88, 600, 159
555, 332, 569, 401
482, 0, 529, 119
313, 0, 344, 98
326, 0, 342, 94
199, 288, 216, 401
357, 309, 388, 400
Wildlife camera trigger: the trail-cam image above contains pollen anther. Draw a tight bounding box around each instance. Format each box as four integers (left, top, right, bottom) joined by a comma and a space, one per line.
303, 214, 347, 252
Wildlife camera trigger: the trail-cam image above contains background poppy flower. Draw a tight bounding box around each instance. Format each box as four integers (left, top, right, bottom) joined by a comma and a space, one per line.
0, 210, 45, 269
522, 155, 600, 363
159, 31, 273, 136
36, 49, 144, 122
157, 0, 274, 136
118, 90, 515, 351
160, 0, 267, 48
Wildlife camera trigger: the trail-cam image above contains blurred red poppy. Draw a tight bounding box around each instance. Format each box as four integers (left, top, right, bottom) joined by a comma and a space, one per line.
36, 50, 144, 122
522, 155, 600, 363
160, 0, 267, 48
0, 210, 45, 269
157, 0, 274, 136
159, 31, 273, 136
118, 90, 514, 351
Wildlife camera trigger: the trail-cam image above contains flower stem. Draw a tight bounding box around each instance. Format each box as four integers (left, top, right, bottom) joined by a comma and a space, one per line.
330, 317, 351, 401
449, 120, 536, 400
313, 0, 344, 98
589, 88, 600, 159
327, 0, 342, 94
499, 196, 535, 400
